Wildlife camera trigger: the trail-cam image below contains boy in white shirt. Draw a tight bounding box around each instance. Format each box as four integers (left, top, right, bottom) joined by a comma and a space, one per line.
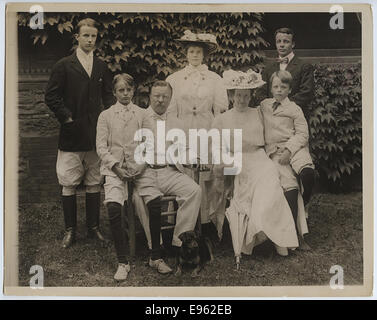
96, 73, 152, 280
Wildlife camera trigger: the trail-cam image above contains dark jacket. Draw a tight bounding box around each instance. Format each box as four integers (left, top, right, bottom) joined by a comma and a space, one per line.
259, 55, 314, 112
45, 52, 116, 151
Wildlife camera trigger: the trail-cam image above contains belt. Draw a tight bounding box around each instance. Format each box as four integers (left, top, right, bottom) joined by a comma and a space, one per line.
148, 164, 193, 169
148, 164, 175, 169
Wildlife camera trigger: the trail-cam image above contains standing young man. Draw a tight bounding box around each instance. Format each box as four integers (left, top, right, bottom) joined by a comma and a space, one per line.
261, 27, 314, 117
45, 18, 115, 248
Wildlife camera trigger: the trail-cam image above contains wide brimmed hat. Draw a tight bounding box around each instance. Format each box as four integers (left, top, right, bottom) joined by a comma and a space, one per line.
175, 30, 218, 54
222, 69, 266, 90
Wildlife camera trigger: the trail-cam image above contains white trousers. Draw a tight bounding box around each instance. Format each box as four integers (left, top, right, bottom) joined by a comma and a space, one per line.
135, 166, 201, 246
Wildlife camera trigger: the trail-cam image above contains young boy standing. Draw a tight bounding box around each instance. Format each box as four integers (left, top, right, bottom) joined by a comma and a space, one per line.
45, 18, 115, 249
96, 73, 153, 280
260, 70, 314, 250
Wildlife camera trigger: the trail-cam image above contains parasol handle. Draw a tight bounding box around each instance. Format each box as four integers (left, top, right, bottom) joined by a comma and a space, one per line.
235, 255, 241, 270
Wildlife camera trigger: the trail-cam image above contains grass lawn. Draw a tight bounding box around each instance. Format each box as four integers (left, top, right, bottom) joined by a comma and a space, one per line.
18, 192, 363, 287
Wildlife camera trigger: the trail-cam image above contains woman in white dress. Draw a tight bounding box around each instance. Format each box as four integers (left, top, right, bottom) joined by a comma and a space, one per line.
212, 69, 300, 268
166, 30, 228, 240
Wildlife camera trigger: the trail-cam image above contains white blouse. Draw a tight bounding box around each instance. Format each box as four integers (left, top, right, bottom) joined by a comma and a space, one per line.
166, 64, 228, 131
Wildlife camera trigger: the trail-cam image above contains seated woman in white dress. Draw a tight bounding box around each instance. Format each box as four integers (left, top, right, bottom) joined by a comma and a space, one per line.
212, 69, 305, 268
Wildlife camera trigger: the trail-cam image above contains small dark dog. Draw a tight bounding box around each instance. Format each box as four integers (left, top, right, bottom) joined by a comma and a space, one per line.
175, 230, 214, 277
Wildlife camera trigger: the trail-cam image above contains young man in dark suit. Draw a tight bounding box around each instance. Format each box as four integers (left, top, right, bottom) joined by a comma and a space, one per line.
45, 18, 115, 248
261, 27, 314, 118
260, 27, 316, 216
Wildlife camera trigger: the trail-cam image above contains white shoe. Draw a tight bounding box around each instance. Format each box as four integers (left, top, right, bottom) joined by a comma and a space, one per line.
149, 258, 173, 274
114, 263, 130, 281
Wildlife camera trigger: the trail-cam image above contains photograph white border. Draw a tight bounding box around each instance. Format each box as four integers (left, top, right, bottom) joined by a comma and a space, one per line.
3, 2, 373, 298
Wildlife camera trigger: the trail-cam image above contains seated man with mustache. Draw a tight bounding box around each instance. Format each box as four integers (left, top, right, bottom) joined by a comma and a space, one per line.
134, 80, 202, 274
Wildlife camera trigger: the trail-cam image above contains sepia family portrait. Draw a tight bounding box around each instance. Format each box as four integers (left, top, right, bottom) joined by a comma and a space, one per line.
3, 3, 373, 297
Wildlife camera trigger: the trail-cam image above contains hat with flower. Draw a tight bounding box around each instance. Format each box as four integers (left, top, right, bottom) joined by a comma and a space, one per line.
175, 30, 218, 54
222, 69, 265, 90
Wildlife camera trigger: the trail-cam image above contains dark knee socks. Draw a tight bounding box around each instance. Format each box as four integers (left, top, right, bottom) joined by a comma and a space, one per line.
62, 195, 77, 231
86, 192, 101, 231
106, 202, 128, 264
147, 198, 162, 260
299, 168, 315, 206
284, 189, 299, 233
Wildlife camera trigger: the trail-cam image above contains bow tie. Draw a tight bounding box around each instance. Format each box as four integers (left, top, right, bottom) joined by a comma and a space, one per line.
272, 101, 281, 111
276, 57, 289, 64
153, 113, 167, 121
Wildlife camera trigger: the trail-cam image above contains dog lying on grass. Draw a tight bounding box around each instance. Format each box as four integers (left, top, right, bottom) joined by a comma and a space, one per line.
175, 230, 214, 277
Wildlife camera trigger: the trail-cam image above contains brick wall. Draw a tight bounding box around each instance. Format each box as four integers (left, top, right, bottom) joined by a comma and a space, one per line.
19, 76, 59, 137
18, 73, 61, 203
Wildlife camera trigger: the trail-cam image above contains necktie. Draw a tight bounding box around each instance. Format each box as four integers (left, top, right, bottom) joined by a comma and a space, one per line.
272, 101, 281, 111
276, 57, 289, 64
